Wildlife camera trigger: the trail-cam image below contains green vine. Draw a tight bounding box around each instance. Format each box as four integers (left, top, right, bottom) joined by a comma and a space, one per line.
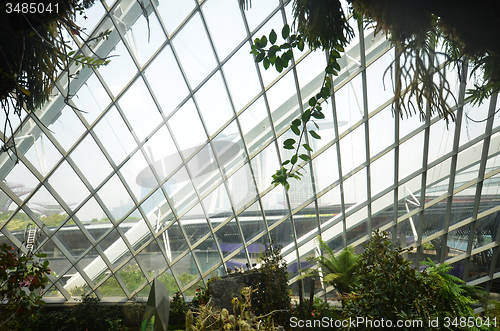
251, 24, 345, 190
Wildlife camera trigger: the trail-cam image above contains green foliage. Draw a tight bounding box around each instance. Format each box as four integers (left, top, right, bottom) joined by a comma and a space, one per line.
186, 287, 274, 331
0, 244, 51, 328
190, 284, 210, 308
251, 22, 343, 190
293, 0, 354, 51
292, 297, 339, 331
13, 293, 144, 331
169, 292, 188, 326
0, 0, 111, 157
342, 230, 437, 328
342, 230, 494, 330
253, 238, 291, 328
301, 236, 360, 296
423, 259, 487, 322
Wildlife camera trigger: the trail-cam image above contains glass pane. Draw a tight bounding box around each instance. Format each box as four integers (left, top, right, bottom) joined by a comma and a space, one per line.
202, 185, 233, 225
202, 0, 246, 61
144, 125, 182, 183
192, 234, 223, 275
239, 97, 272, 156
72, 74, 111, 125
370, 150, 394, 196
171, 253, 200, 289
93, 106, 137, 166
118, 77, 163, 143
226, 163, 258, 212
157, 0, 195, 35
223, 44, 262, 112
97, 173, 134, 222
28, 185, 68, 229
49, 161, 90, 212
119, 150, 152, 202
23, 129, 61, 177
294, 202, 320, 239
118, 259, 148, 295
267, 71, 300, 134
398, 131, 424, 180
169, 99, 207, 159
195, 71, 234, 136
369, 106, 395, 158
214, 121, 246, 177
250, 142, 280, 194
179, 203, 208, 246
172, 13, 217, 88
70, 134, 113, 189
340, 124, 366, 175
164, 167, 198, 217
97, 41, 137, 97
41, 105, 86, 153
122, 7, 165, 66
145, 45, 190, 117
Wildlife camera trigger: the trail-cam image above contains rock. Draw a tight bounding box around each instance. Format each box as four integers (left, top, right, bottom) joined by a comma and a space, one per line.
208, 272, 261, 312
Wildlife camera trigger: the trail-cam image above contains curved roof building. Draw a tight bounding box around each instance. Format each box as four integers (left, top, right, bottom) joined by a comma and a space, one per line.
1, 0, 500, 303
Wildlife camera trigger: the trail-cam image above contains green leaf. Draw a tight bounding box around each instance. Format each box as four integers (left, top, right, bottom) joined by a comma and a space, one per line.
298, 39, 304, 52
321, 87, 331, 98
291, 154, 298, 164
291, 124, 300, 136
256, 51, 265, 63
292, 119, 301, 127
68, 51, 76, 57
330, 50, 341, 59
283, 144, 295, 150
282, 24, 290, 39
282, 160, 290, 165
263, 57, 270, 70
269, 29, 277, 44
284, 138, 296, 146
268, 45, 279, 58
302, 109, 311, 122
284, 181, 290, 191
261, 35, 268, 47
312, 111, 325, 119
308, 97, 316, 107
309, 130, 321, 139
299, 154, 311, 162
275, 56, 283, 73
303, 144, 313, 152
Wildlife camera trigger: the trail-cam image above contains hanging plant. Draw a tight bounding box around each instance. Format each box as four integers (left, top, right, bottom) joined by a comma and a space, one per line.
0, 0, 110, 158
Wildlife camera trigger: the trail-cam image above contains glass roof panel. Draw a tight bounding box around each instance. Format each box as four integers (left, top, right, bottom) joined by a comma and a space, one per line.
93, 106, 137, 166
202, 0, 246, 61
168, 99, 208, 159
118, 77, 163, 142
172, 12, 217, 89
97, 173, 134, 222
72, 74, 111, 125
195, 71, 234, 136
48, 160, 90, 212
222, 43, 262, 112
156, 0, 195, 36
96, 40, 137, 97
70, 134, 113, 190
145, 45, 190, 117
